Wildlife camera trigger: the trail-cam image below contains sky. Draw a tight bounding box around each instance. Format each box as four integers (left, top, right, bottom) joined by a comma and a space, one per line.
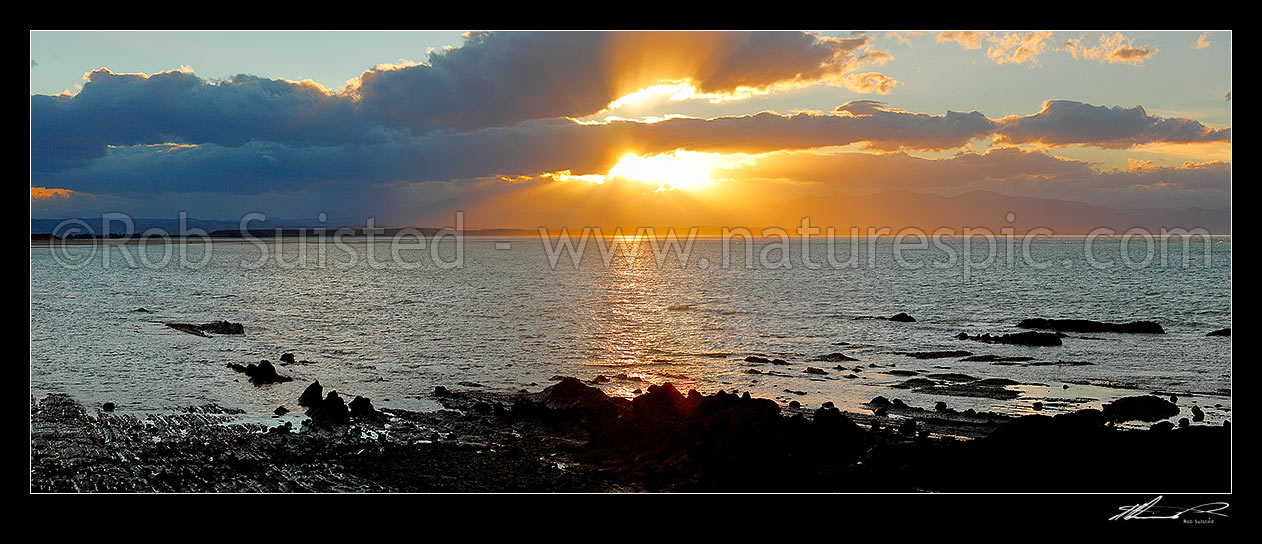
30, 30, 1232, 229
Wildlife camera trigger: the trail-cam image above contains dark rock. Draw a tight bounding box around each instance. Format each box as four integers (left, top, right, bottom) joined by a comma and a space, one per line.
280, 353, 296, 364
1150, 421, 1174, 432
274, 405, 289, 415
102, 402, 115, 412
307, 391, 349, 426
433, 385, 451, 398
889, 312, 916, 322
814, 352, 857, 362
457, 381, 484, 388
298, 381, 324, 407
198, 320, 245, 335
957, 331, 1062, 346
1017, 318, 1163, 334
228, 359, 292, 385
934, 401, 948, 412
1207, 328, 1230, 337
1101, 395, 1180, 422
744, 356, 771, 364
1178, 418, 1190, 429
535, 377, 625, 422
899, 418, 918, 435
770, 359, 789, 366
1191, 405, 1205, 422
961, 355, 1035, 363
788, 400, 800, 409
1032, 402, 1043, 411
164, 322, 209, 337
349, 396, 380, 419
903, 350, 973, 359
804, 367, 827, 375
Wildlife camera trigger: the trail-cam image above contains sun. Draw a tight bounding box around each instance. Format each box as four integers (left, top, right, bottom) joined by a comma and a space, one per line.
606, 150, 743, 191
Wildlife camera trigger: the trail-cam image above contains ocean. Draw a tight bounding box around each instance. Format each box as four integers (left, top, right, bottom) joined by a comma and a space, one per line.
30, 234, 1232, 427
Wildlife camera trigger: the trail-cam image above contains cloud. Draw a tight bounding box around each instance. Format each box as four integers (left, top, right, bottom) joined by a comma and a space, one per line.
719, 147, 1230, 210
886, 31, 923, 47
1195, 32, 1212, 50
994, 100, 1230, 148
986, 32, 1056, 65
839, 72, 900, 94
31, 186, 73, 199
345, 31, 892, 130
1061, 33, 1156, 65
936, 31, 985, 50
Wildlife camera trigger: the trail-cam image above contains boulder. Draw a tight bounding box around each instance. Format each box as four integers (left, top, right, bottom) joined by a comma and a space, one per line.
1207, 328, 1230, 337
889, 312, 916, 322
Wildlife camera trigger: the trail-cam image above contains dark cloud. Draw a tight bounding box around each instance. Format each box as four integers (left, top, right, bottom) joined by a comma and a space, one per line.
994, 100, 1231, 148
349, 31, 880, 131
30, 69, 389, 171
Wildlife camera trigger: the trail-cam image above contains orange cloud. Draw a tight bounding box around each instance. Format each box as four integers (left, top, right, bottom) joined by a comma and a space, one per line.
31, 187, 73, 199
986, 32, 1056, 65
1195, 32, 1211, 50
1062, 33, 1156, 65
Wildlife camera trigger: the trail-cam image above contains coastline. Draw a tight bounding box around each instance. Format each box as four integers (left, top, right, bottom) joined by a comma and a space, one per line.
31, 377, 1231, 493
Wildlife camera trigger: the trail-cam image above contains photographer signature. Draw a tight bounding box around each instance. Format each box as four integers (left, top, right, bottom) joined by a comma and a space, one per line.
1110, 496, 1229, 521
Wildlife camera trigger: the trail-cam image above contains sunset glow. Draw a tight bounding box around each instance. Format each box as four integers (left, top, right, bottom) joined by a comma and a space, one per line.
606, 151, 746, 191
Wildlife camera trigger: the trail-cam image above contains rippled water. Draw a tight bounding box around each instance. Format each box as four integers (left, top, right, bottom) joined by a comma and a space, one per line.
30, 235, 1232, 424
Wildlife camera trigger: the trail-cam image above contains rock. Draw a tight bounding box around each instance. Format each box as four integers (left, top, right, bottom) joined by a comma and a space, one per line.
770, 359, 790, 366
590, 375, 611, 384
1207, 328, 1230, 337
744, 356, 771, 364
1169, 394, 1178, 404
280, 353, 296, 364
804, 367, 827, 375
131, 308, 153, 313
1178, 418, 1190, 429
298, 381, 324, 407
788, 400, 800, 409
934, 401, 948, 412
1150, 421, 1174, 432
814, 352, 857, 362
889, 312, 916, 322
348, 396, 380, 419
899, 418, 918, 436
535, 377, 625, 422
903, 350, 973, 359
227, 359, 292, 385
307, 391, 349, 426
1191, 405, 1205, 422
433, 385, 451, 397
1101, 395, 1180, 422
1032, 402, 1043, 411
164, 322, 209, 337
961, 355, 1035, 363
102, 402, 115, 412
821, 401, 834, 409
457, 381, 484, 388
957, 331, 1062, 346
198, 321, 245, 335
274, 405, 289, 415
1017, 318, 1163, 334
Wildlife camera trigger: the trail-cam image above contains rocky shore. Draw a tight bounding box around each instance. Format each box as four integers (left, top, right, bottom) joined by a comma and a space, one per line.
31, 376, 1231, 493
